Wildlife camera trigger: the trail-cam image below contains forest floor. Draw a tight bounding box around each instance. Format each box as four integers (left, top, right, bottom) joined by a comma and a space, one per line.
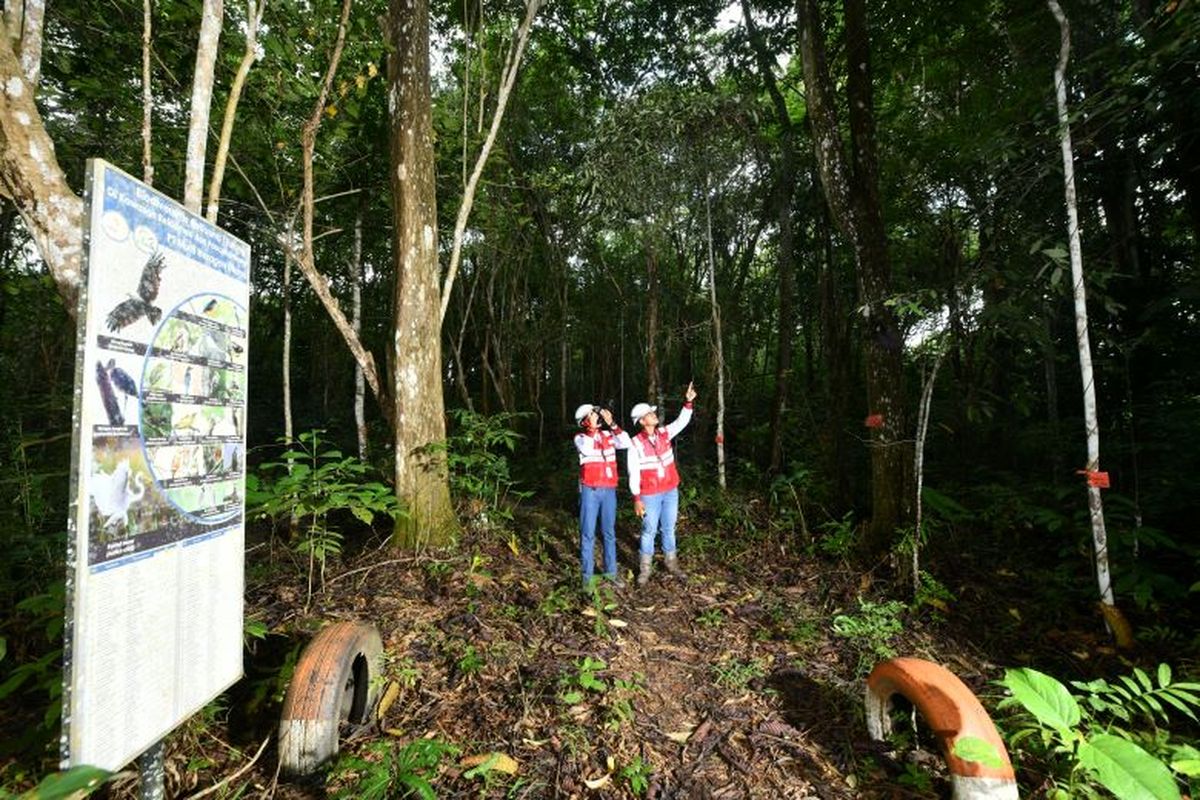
85, 492, 1132, 800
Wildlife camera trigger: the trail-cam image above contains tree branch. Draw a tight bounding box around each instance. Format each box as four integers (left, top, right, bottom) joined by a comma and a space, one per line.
206, 0, 267, 222
438, 0, 541, 324
289, 0, 393, 420
0, 17, 82, 314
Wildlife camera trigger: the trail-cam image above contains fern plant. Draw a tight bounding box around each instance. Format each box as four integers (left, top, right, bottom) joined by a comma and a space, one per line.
1071, 664, 1200, 727
992, 665, 1200, 799
831, 599, 906, 675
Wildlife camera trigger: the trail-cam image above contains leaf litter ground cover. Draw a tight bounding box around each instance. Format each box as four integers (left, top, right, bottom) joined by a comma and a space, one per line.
22, 500, 1144, 799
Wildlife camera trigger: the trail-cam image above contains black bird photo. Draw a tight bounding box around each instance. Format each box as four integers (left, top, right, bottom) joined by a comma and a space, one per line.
95, 361, 123, 426
106, 251, 165, 332
105, 358, 139, 417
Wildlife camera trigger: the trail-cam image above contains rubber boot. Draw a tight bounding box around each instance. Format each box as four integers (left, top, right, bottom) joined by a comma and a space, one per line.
636, 553, 652, 587
664, 551, 687, 580
609, 570, 627, 590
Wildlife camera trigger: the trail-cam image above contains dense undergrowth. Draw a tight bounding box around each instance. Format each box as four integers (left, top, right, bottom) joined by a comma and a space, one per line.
1, 413, 1198, 798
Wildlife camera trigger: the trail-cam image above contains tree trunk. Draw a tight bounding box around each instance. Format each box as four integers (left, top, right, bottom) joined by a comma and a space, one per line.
184, 0, 222, 214
797, 0, 910, 554
1048, 0, 1114, 610
744, 0, 797, 475
438, 0, 541, 324
819, 202, 854, 511
912, 349, 945, 597
559, 280, 568, 427
206, 0, 265, 223
450, 259, 478, 412
387, 0, 459, 547
844, 0, 909, 554
142, 0, 153, 185
645, 247, 660, 401
705, 180, 726, 490
0, 19, 83, 313
18, 0, 41, 89
351, 196, 368, 460
1042, 299, 1062, 482
283, 242, 294, 448
5, 0, 44, 88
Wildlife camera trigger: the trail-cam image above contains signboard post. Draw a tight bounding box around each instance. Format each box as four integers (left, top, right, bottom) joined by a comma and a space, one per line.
62, 160, 250, 781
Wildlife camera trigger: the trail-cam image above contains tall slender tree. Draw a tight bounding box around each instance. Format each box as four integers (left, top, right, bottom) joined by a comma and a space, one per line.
1047, 0, 1119, 631
797, 0, 910, 554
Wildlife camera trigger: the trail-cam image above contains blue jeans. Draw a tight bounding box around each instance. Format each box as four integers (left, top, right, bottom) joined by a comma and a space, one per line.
580, 485, 617, 587
639, 488, 679, 556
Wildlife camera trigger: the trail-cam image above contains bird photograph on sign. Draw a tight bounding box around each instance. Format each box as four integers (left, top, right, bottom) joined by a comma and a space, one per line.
104, 251, 166, 333
86, 436, 173, 551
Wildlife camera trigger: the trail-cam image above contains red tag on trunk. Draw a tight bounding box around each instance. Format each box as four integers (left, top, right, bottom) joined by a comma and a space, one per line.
864, 413, 884, 429
1087, 470, 1110, 488
714, 434, 724, 444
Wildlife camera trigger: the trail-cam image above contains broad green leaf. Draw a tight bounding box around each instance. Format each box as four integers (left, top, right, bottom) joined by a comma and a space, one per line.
1002, 668, 1080, 732
1077, 734, 1180, 800
952, 736, 1005, 769
1135, 668, 1154, 692
1170, 760, 1200, 777
22, 765, 111, 799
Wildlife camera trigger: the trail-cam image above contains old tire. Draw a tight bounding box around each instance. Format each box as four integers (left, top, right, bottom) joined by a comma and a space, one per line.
866, 657, 1018, 800
278, 620, 384, 776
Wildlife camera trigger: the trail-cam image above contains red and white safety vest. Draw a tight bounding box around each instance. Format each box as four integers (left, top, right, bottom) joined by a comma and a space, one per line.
628, 404, 692, 499
574, 426, 631, 489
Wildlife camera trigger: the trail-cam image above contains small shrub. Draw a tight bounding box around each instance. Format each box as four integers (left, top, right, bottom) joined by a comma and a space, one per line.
993, 665, 1200, 800
329, 738, 458, 799
831, 599, 906, 674
247, 431, 405, 607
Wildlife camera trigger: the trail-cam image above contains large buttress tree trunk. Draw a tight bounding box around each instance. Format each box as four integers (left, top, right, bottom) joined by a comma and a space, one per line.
797, 0, 910, 555
387, 0, 459, 547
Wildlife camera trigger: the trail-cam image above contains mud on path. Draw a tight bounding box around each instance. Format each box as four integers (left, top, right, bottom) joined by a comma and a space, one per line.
145, 505, 1009, 799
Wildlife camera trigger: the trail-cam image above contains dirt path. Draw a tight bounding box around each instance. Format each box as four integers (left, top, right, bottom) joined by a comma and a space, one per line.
154, 506, 983, 798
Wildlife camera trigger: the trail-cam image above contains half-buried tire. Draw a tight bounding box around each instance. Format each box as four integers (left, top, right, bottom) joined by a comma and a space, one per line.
866, 657, 1018, 799
278, 620, 384, 776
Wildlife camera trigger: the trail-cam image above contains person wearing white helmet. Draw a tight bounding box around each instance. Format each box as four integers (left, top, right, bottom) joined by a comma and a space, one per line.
627, 381, 696, 586
573, 402, 633, 590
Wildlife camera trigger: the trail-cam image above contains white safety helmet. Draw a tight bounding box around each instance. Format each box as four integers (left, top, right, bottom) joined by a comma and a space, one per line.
574, 403, 595, 424
630, 402, 657, 426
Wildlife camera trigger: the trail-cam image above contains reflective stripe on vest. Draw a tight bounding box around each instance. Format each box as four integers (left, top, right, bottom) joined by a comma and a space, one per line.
578, 431, 620, 488
633, 429, 680, 496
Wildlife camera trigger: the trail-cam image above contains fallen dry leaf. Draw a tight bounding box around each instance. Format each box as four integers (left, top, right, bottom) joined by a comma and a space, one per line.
376, 680, 400, 719
583, 773, 611, 790
460, 752, 519, 775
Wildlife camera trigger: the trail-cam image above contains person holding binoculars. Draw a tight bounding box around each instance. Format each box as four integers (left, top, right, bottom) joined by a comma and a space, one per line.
628, 381, 696, 586
573, 403, 632, 590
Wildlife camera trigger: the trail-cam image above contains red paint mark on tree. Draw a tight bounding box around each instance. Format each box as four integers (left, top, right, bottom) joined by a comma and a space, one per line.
864, 413, 884, 429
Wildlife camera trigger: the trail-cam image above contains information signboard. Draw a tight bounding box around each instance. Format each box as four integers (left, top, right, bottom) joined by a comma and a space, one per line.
63, 160, 250, 771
